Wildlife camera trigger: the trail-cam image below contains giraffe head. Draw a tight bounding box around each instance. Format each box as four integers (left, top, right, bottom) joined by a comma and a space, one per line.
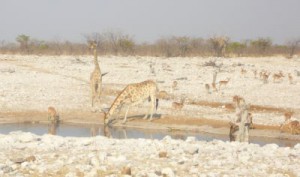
102, 108, 111, 125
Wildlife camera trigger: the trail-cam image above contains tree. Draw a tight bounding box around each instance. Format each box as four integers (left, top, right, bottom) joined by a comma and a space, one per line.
227, 42, 247, 56
155, 38, 173, 57
286, 39, 300, 58
16, 34, 30, 54
172, 36, 191, 57
118, 35, 135, 55
250, 38, 272, 55
209, 36, 229, 57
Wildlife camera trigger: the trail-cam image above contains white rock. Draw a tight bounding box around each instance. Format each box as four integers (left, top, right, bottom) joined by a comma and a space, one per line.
185, 136, 196, 143
85, 168, 98, 177
18, 132, 37, 143
65, 172, 77, 177
263, 144, 279, 150
2, 166, 13, 173
184, 146, 199, 155
147, 173, 159, 177
90, 157, 100, 167
294, 143, 300, 149
98, 152, 107, 163
162, 136, 172, 142
189, 166, 198, 174
21, 162, 28, 168
11, 164, 18, 170
161, 167, 175, 177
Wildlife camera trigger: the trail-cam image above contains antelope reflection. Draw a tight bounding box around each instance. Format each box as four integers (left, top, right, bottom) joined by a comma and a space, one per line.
90, 125, 99, 136
48, 122, 59, 135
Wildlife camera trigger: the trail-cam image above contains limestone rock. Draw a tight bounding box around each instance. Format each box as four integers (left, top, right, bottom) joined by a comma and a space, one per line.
161, 167, 175, 177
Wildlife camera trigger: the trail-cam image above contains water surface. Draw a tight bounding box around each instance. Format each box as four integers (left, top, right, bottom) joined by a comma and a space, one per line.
0, 123, 298, 147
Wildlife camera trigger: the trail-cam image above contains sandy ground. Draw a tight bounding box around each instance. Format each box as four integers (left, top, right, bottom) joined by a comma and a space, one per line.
0, 54, 300, 141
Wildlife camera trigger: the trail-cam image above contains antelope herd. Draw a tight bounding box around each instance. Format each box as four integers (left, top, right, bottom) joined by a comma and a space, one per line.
45, 43, 299, 137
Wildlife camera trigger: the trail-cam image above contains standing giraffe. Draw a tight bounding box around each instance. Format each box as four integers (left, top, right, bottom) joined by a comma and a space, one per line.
89, 41, 102, 107
103, 80, 159, 125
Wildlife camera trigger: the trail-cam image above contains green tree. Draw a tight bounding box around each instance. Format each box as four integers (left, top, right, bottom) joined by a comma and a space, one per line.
16, 34, 30, 54
227, 42, 247, 56
119, 36, 135, 55
250, 38, 272, 55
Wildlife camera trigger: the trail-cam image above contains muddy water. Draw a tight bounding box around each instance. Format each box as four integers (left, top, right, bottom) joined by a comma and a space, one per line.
0, 123, 298, 147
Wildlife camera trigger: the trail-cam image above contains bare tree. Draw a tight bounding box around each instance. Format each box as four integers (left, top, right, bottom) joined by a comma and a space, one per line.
286, 39, 300, 58
172, 36, 190, 57
155, 38, 173, 57
103, 31, 122, 55
209, 36, 229, 57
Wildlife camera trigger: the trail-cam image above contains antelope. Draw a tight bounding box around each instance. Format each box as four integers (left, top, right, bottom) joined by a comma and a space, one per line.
240, 68, 247, 76
172, 81, 178, 90
247, 113, 254, 129
288, 73, 293, 84
229, 122, 239, 142
211, 83, 218, 92
288, 120, 300, 135
253, 70, 257, 79
280, 111, 294, 130
47, 106, 59, 124
157, 90, 170, 100
273, 71, 284, 82
232, 95, 245, 109
262, 72, 270, 84
219, 78, 230, 90
205, 83, 210, 94
172, 97, 186, 110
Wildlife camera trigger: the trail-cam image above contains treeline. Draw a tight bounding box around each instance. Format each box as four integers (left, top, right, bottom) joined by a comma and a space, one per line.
0, 32, 299, 58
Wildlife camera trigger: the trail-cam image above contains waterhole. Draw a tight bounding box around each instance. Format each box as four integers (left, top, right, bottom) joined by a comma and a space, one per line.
0, 123, 298, 147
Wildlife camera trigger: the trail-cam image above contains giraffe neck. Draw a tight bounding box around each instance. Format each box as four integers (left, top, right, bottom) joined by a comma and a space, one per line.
107, 89, 128, 118
93, 48, 100, 71
107, 97, 121, 117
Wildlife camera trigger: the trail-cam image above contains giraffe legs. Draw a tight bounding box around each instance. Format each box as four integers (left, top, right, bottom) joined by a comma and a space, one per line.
143, 100, 150, 120
146, 95, 156, 121
123, 105, 131, 124
90, 81, 96, 107
149, 96, 156, 121
90, 79, 102, 108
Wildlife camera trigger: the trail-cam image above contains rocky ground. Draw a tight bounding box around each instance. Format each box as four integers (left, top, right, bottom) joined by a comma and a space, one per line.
0, 132, 299, 177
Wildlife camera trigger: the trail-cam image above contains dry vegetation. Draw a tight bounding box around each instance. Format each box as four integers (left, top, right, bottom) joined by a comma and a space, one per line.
1, 33, 299, 58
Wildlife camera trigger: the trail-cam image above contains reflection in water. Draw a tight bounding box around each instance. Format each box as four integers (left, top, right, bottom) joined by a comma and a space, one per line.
47, 122, 59, 135
103, 125, 112, 138
90, 126, 99, 137
0, 123, 298, 147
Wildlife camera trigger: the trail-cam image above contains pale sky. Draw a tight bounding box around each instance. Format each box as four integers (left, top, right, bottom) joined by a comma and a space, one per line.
0, 0, 299, 44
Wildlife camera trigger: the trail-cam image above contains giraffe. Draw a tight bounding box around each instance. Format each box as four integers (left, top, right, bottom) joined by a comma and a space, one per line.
89, 41, 102, 108
103, 80, 159, 125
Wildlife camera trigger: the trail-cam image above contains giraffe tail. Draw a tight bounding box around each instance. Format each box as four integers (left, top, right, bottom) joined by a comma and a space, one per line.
156, 98, 159, 111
